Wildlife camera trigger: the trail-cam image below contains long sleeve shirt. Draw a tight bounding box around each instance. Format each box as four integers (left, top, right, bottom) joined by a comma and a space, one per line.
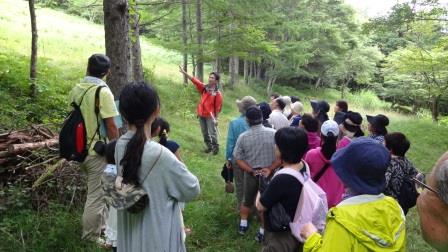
191, 77, 223, 118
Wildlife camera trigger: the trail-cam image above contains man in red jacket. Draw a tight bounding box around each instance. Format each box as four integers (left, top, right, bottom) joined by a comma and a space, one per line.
179, 66, 223, 155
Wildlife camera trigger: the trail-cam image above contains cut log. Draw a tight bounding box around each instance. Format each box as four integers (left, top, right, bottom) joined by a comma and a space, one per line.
8, 138, 58, 154
31, 125, 53, 139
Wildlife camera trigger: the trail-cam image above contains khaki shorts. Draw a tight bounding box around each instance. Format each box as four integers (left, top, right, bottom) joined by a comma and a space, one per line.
242, 172, 259, 208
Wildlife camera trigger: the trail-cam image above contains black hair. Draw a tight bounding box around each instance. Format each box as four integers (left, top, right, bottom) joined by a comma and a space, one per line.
321, 133, 337, 160
301, 113, 319, 133
343, 111, 364, 137
258, 102, 272, 120
290, 96, 301, 103
336, 100, 348, 113
385, 132, 410, 157
369, 114, 389, 136
158, 118, 170, 147
270, 93, 280, 99
87, 54, 111, 78
275, 98, 286, 111
119, 82, 160, 186
275, 127, 308, 163
105, 140, 117, 165
210, 72, 220, 81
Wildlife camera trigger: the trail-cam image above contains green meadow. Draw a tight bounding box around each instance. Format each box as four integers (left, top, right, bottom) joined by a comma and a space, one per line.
0, 1, 446, 251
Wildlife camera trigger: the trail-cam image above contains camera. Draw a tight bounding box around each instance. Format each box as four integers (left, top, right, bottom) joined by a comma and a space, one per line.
93, 140, 106, 156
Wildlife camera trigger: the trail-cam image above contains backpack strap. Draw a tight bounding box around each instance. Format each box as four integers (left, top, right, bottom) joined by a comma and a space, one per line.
74, 85, 97, 107
312, 163, 330, 183
87, 86, 105, 149
274, 162, 310, 185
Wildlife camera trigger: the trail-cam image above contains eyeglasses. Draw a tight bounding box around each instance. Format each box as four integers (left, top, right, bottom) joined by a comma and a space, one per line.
412, 173, 440, 197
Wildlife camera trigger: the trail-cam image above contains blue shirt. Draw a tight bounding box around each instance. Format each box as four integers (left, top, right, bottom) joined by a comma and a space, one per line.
226, 115, 249, 161
290, 115, 302, 127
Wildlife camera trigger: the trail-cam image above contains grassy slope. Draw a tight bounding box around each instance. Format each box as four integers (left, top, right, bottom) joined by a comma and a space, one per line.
0, 1, 446, 251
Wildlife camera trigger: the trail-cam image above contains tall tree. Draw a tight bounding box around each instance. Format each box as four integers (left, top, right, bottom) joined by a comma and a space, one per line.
103, 0, 130, 96
130, 2, 144, 82
195, 0, 204, 82
181, 0, 188, 85
28, 0, 38, 98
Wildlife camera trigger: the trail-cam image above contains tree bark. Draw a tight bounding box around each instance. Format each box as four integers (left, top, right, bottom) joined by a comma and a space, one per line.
28, 0, 38, 98
131, 11, 144, 82
181, 0, 188, 85
103, 0, 130, 97
431, 95, 440, 122
8, 138, 58, 154
341, 77, 350, 99
314, 77, 322, 89
229, 55, 239, 88
243, 59, 249, 84
195, 0, 204, 82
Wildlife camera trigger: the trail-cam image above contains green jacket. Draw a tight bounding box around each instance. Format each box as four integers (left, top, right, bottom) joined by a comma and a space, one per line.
304, 194, 406, 252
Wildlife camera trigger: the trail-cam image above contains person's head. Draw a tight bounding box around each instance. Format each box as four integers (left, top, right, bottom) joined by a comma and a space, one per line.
270, 98, 286, 111
310, 100, 330, 117
335, 100, 348, 113
384, 132, 410, 157
417, 152, 448, 251
236, 96, 257, 114
245, 105, 263, 126
275, 127, 308, 164
151, 117, 170, 146
281, 96, 292, 106
299, 113, 319, 133
270, 92, 280, 101
105, 140, 117, 165
331, 137, 391, 195
258, 102, 272, 121
291, 101, 304, 116
87, 54, 111, 79
290, 95, 301, 103
119, 82, 160, 185
367, 114, 389, 136
208, 72, 220, 86
320, 120, 339, 160
340, 111, 364, 137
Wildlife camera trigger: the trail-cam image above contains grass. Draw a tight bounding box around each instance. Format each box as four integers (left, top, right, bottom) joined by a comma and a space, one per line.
0, 1, 444, 251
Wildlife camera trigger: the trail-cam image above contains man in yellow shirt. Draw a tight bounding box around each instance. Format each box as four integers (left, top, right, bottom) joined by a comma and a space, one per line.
68, 54, 119, 241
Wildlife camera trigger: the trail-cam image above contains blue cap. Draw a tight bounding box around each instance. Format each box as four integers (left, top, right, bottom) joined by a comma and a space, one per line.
331, 137, 391, 195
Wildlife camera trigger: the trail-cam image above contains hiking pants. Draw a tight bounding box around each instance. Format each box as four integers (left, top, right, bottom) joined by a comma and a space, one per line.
81, 155, 107, 240
198, 116, 218, 150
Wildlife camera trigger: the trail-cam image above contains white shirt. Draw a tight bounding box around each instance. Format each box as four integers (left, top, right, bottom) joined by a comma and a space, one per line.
268, 109, 290, 130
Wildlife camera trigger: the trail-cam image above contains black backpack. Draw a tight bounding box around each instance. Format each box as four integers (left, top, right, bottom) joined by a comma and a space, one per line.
397, 176, 419, 215
59, 85, 104, 162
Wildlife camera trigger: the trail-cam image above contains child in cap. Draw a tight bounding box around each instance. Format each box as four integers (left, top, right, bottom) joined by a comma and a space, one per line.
304, 120, 345, 208
289, 101, 304, 127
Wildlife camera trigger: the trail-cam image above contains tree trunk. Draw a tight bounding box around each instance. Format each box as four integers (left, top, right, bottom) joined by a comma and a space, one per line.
103, 0, 130, 97
243, 59, 249, 84
181, 0, 188, 85
341, 77, 350, 99
229, 55, 239, 88
130, 11, 144, 82
195, 0, 204, 82
187, 2, 196, 77
431, 95, 440, 122
267, 76, 277, 97
314, 77, 322, 89
256, 62, 262, 80
28, 0, 38, 98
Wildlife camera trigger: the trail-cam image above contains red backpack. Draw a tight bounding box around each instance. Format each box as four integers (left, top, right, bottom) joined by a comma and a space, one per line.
59, 85, 104, 162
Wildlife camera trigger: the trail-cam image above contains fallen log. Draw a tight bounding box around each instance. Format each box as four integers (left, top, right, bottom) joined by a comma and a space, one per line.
32, 159, 65, 189
8, 138, 58, 154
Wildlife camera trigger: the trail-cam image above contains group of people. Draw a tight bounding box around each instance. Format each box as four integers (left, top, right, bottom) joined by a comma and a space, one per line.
69, 53, 448, 252
225, 94, 448, 251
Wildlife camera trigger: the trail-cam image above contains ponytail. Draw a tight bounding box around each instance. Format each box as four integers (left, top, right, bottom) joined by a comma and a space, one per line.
121, 122, 147, 186
321, 133, 337, 160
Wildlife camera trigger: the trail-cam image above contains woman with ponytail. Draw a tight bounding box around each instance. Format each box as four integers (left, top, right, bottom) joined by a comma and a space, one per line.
304, 120, 345, 208
115, 82, 200, 252
151, 117, 183, 162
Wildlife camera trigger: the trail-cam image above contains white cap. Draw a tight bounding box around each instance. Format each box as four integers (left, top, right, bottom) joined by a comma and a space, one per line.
321, 120, 339, 137
291, 101, 304, 114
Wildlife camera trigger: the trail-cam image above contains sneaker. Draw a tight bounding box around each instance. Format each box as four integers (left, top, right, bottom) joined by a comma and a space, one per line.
254, 231, 265, 243
238, 225, 249, 235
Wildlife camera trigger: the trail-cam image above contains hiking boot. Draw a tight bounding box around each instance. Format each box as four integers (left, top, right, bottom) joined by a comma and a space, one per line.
238, 225, 249, 235
254, 230, 264, 243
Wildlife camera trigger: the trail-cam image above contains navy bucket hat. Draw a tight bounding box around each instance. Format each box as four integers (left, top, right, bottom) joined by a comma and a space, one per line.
331, 137, 391, 195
